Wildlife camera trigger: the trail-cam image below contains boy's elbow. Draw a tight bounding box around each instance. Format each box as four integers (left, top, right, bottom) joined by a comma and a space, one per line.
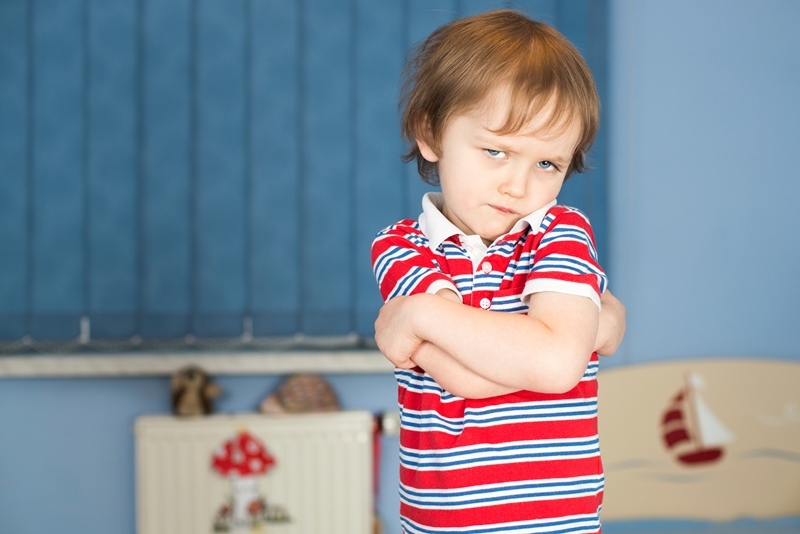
546, 370, 584, 394
521, 351, 588, 394
530, 373, 582, 394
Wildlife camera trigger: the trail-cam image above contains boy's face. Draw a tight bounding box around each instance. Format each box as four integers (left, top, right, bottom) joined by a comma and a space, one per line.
417, 91, 581, 245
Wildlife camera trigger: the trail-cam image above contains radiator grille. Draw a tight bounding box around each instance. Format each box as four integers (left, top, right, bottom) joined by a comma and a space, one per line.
135, 411, 374, 534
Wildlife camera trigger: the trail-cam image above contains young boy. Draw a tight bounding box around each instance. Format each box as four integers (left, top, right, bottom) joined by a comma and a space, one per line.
371, 10, 626, 534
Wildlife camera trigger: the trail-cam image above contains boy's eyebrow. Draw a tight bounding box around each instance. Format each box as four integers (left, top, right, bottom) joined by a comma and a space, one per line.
475, 129, 573, 164
474, 128, 515, 147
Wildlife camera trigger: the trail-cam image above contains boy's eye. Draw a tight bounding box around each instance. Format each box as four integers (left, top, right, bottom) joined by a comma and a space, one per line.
484, 149, 506, 159
537, 160, 558, 171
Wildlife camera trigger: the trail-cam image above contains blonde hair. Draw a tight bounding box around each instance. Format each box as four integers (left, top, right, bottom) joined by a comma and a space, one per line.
400, 9, 600, 185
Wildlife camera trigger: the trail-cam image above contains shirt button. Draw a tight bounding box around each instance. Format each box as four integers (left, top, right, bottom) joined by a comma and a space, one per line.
481, 261, 492, 274
480, 298, 491, 310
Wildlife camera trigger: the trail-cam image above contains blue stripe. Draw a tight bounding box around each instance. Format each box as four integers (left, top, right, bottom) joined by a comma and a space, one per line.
400, 483, 604, 507
400, 480, 604, 507
460, 404, 598, 422
395, 370, 461, 401
395, 372, 443, 393
491, 304, 528, 313
401, 487, 604, 510
400, 478, 603, 500
401, 420, 465, 434
401, 409, 597, 434
373, 245, 416, 282
402, 447, 601, 470
390, 266, 431, 299
407, 233, 428, 248
532, 255, 602, 274
402, 516, 600, 534
462, 410, 597, 423
404, 437, 600, 462
467, 399, 596, 415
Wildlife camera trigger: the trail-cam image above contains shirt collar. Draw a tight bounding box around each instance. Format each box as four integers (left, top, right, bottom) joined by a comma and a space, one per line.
418, 192, 557, 253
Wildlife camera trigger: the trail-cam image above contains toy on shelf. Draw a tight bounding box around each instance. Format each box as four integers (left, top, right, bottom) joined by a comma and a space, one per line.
259, 373, 340, 414
171, 364, 222, 417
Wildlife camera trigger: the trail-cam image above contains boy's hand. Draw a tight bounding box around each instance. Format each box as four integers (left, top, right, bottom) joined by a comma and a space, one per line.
374, 295, 424, 369
595, 290, 626, 356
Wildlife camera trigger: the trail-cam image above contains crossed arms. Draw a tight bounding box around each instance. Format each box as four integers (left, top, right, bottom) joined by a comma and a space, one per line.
374, 288, 626, 398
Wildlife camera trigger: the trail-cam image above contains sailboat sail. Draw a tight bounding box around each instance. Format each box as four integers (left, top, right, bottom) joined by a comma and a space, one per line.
661, 372, 733, 466
693, 390, 734, 447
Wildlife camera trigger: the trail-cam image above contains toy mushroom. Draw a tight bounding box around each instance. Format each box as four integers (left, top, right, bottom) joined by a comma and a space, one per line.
211, 430, 276, 527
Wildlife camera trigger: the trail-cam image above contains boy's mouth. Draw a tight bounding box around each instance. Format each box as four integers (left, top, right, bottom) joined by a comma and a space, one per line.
490, 204, 517, 216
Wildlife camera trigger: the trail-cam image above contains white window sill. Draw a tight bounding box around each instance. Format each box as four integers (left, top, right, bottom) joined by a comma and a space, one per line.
0, 350, 391, 377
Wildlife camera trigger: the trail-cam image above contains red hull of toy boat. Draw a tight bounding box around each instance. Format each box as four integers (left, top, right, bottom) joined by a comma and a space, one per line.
678, 448, 723, 465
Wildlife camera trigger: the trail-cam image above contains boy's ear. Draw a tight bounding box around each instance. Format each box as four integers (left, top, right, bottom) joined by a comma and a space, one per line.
415, 122, 440, 163
416, 136, 439, 163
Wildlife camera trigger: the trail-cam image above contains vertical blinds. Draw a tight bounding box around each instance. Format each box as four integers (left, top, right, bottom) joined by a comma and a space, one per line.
0, 0, 607, 345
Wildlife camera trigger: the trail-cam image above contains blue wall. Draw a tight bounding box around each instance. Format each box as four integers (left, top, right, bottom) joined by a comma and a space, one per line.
0, 372, 402, 533
607, 0, 800, 365
5, 0, 798, 533
0, 2, 608, 534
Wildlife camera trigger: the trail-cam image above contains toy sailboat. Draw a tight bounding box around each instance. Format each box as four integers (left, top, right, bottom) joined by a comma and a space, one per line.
661, 372, 734, 465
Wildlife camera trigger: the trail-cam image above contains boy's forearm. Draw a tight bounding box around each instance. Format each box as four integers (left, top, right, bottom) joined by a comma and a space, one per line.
411, 341, 518, 399
405, 292, 598, 394
595, 290, 626, 356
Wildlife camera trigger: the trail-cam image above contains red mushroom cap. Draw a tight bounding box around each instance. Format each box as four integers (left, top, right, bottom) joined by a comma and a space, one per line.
212, 430, 276, 477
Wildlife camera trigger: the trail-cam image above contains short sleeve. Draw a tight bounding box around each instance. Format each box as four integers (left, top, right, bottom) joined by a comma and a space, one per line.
522, 207, 607, 309
371, 222, 459, 302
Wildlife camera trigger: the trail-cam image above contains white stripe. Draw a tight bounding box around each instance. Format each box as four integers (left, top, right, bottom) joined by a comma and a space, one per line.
389, 266, 432, 299
532, 254, 603, 277
395, 369, 463, 403
401, 512, 601, 534
373, 245, 419, 283
399, 398, 598, 438
523, 278, 603, 309
400, 436, 601, 471
400, 474, 604, 509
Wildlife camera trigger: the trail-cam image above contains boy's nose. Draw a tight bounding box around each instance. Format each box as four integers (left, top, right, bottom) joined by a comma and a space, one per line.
498, 168, 528, 198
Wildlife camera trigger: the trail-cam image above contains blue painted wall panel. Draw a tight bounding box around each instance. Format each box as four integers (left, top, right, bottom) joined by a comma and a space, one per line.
553, 0, 609, 264
302, 0, 354, 335
30, 0, 85, 339
140, 0, 192, 338
460, 0, 507, 17
353, 0, 407, 336
607, 0, 800, 364
194, 0, 248, 336
0, 0, 29, 339
403, 1, 456, 218
0, 0, 607, 343
87, 0, 139, 337
250, 1, 302, 336
517, 0, 558, 25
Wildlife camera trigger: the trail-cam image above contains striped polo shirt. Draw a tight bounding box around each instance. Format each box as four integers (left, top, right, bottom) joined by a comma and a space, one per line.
371, 193, 608, 534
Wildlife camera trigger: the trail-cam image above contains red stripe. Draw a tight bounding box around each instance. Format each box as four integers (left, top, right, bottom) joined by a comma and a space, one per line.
664, 429, 691, 448
401, 494, 602, 529
400, 418, 599, 451
678, 448, 723, 465
661, 409, 683, 424
401, 456, 602, 489
399, 387, 599, 418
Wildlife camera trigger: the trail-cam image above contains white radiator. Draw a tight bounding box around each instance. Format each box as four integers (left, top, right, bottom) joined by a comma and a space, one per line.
135, 411, 374, 534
